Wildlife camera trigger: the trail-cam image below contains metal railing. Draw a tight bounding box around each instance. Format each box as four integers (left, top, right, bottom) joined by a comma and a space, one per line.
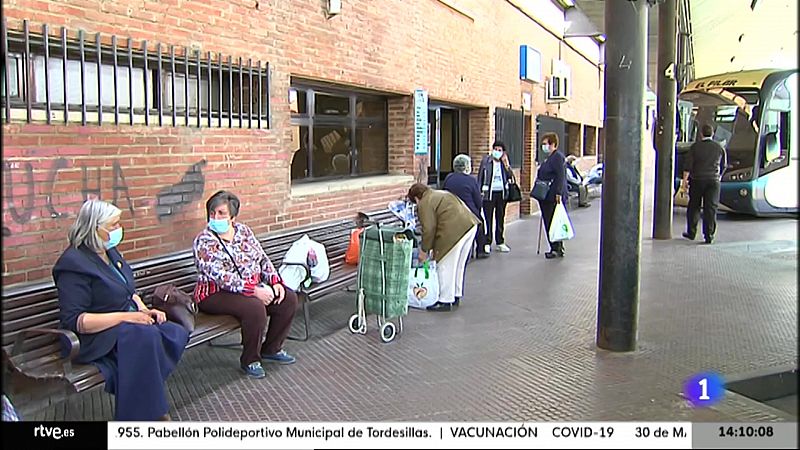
1, 19, 270, 128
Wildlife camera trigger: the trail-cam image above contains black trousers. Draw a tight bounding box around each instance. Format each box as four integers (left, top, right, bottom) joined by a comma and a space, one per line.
686, 178, 721, 239
474, 213, 488, 255
538, 199, 564, 253
482, 193, 507, 246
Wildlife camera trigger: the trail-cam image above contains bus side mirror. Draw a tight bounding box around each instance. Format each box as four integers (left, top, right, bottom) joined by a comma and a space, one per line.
765, 131, 780, 162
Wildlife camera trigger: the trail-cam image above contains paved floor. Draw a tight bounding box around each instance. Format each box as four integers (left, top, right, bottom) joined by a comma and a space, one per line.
29, 185, 797, 422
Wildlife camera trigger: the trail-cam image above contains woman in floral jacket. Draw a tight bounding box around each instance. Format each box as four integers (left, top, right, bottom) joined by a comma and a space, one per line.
193, 191, 298, 379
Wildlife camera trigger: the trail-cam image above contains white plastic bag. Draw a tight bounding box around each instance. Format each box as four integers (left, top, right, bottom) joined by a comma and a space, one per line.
278, 234, 330, 291
548, 203, 575, 242
407, 261, 439, 309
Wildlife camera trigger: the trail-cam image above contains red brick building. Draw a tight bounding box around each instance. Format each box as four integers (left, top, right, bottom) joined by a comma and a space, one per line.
1, 0, 604, 286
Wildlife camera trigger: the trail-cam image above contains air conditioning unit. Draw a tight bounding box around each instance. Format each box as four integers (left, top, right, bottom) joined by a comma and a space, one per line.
546, 75, 570, 103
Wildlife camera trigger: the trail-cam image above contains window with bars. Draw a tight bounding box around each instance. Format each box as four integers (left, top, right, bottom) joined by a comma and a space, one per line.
495, 107, 524, 168
1, 19, 270, 128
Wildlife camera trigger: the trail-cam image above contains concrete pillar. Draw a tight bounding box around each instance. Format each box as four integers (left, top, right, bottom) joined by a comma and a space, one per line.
653, 0, 678, 239
596, 0, 649, 352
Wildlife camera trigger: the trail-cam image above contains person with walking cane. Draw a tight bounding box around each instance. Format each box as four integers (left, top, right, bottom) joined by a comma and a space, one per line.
534, 133, 569, 259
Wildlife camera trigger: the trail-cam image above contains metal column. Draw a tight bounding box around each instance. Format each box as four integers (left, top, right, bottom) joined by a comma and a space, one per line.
596, 0, 649, 352
653, 0, 679, 239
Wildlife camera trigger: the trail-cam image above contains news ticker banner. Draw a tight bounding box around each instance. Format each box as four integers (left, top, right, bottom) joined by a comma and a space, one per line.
2, 421, 797, 449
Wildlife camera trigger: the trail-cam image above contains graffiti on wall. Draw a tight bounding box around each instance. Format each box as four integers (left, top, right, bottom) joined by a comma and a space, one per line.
3, 158, 134, 227
156, 159, 207, 222
3, 158, 209, 234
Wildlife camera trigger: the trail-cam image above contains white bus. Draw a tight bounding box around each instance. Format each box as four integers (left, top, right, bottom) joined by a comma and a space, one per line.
676, 69, 798, 216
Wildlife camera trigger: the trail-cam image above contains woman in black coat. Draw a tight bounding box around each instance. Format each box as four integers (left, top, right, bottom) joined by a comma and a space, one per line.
536, 132, 569, 259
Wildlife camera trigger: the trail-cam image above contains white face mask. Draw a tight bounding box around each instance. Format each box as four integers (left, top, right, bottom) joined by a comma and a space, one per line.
542, 144, 550, 152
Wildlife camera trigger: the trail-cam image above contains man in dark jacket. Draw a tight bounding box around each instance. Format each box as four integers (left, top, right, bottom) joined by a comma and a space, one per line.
681, 123, 727, 244
444, 154, 487, 259
477, 141, 512, 254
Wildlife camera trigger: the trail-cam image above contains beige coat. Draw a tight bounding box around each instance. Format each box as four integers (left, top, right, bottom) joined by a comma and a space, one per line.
417, 189, 480, 261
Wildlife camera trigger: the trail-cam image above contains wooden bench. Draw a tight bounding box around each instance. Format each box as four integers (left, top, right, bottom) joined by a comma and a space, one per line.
1, 208, 402, 414
260, 208, 401, 341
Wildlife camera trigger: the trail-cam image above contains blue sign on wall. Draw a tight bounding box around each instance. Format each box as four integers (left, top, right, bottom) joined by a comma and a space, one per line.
520, 45, 542, 83
414, 89, 429, 155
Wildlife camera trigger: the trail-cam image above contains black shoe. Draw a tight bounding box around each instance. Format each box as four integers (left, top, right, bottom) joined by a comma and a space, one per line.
454, 297, 461, 308
704, 235, 714, 244
578, 203, 591, 208
545, 251, 559, 259
426, 301, 454, 312
682, 232, 695, 240
475, 252, 490, 259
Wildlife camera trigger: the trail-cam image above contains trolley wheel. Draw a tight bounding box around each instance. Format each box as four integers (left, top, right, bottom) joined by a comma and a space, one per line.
380, 322, 397, 343
348, 314, 365, 334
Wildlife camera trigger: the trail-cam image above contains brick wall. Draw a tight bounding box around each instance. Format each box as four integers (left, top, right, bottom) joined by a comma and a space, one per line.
2, 0, 603, 286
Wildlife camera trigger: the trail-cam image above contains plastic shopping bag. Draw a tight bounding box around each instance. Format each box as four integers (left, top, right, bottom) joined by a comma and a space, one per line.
407, 261, 439, 309
279, 234, 330, 290
548, 203, 575, 242
388, 199, 417, 231
345, 228, 364, 265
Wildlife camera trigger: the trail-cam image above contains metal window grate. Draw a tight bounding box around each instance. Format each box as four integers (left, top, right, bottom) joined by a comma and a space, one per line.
495, 107, 524, 168
1, 19, 271, 128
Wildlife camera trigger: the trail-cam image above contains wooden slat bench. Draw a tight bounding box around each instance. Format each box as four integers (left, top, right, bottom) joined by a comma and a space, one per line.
262, 209, 401, 341
1, 208, 402, 415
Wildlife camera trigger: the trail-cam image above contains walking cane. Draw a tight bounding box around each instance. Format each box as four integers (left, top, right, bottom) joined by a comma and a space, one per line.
536, 214, 543, 255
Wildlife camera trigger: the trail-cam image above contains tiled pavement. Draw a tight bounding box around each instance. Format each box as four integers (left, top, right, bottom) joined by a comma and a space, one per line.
29, 187, 797, 422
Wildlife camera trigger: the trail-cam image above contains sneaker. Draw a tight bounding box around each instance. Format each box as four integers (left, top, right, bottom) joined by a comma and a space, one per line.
261, 350, 296, 365
241, 361, 266, 378
496, 243, 510, 253
484, 244, 492, 254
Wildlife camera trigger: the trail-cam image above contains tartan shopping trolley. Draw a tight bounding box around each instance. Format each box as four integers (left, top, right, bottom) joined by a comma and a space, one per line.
348, 224, 413, 343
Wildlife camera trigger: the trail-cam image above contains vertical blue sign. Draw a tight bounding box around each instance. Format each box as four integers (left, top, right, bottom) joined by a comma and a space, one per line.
414, 89, 429, 155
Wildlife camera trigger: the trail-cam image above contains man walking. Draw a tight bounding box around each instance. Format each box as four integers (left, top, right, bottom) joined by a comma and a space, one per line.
681, 123, 727, 244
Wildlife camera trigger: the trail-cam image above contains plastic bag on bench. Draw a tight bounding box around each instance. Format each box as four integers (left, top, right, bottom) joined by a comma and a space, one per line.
279, 234, 330, 291
388, 199, 417, 231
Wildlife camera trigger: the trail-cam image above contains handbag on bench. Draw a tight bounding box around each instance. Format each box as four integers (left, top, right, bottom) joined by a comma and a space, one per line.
149, 284, 198, 333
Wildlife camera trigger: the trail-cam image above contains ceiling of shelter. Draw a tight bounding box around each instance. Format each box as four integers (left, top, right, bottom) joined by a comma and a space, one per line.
572, 0, 798, 88
572, 0, 661, 90
689, 0, 798, 77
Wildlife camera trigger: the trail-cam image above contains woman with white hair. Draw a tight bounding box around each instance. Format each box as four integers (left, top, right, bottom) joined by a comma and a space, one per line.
443, 153, 487, 259
52, 200, 189, 420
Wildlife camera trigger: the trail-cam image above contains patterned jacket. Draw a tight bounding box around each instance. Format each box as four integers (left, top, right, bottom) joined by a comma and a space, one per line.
192, 222, 282, 303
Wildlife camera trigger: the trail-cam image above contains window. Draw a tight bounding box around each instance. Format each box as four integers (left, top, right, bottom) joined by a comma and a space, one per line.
759, 76, 793, 174
290, 84, 388, 181
1, 20, 270, 128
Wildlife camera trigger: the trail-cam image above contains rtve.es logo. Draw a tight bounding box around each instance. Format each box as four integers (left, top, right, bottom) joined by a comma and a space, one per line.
33, 425, 76, 440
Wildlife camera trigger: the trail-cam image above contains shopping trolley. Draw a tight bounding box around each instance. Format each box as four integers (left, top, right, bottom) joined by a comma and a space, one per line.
348, 224, 413, 343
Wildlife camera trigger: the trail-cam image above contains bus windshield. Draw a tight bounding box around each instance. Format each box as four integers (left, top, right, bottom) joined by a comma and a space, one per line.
678, 89, 760, 172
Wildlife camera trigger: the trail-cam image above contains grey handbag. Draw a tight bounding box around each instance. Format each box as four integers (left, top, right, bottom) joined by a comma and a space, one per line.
530, 178, 552, 201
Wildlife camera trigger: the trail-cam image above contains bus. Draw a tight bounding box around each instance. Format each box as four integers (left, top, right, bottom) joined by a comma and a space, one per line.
676, 69, 798, 216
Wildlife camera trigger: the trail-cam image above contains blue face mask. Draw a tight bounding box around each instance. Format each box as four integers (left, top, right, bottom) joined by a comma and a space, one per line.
104, 227, 123, 249
491, 150, 503, 160
208, 218, 230, 234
